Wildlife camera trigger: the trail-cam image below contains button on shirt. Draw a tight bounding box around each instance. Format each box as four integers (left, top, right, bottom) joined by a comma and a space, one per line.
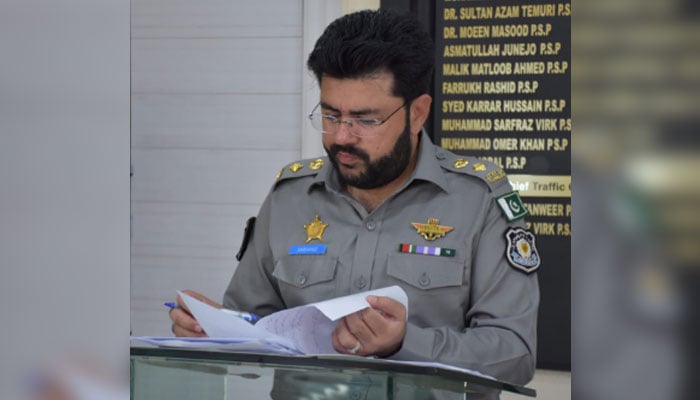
224, 133, 539, 385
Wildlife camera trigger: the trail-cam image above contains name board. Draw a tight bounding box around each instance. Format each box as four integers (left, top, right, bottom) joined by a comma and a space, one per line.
433, 0, 572, 369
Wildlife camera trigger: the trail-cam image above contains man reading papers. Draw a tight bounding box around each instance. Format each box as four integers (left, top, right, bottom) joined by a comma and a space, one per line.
169, 9, 539, 387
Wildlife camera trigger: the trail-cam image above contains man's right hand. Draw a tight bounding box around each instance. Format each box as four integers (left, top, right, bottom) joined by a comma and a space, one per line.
169, 289, 221, 337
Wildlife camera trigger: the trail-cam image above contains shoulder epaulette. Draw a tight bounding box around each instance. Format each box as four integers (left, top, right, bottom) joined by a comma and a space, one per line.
435, 148, 528, 221
436, 149, 508, 191
273, 157, 328, 188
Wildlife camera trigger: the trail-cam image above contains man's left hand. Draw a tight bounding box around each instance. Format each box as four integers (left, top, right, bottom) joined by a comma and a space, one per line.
331, 295, 407, 357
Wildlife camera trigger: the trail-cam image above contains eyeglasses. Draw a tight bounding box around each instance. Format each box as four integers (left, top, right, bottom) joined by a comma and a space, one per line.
308, 102, 407, 137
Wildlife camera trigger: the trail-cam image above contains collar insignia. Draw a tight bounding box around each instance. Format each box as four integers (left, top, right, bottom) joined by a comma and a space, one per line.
411, 218, 454, 241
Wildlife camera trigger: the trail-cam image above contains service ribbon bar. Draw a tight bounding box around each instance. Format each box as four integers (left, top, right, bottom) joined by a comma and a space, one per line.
398, 243, 456, 257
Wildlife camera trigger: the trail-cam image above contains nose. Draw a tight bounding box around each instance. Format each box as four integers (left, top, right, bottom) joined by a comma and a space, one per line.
333, 120, 358, 145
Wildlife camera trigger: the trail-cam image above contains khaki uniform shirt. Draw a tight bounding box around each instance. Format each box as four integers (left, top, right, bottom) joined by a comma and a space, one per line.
224, 133, 539, 384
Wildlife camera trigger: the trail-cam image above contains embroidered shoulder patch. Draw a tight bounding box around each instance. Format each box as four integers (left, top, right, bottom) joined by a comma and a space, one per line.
497, 192, 528, 221
505, 228, 540, 274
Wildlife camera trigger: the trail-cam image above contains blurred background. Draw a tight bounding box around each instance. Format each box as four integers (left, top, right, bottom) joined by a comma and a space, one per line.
572, 0, 700, 399
0, 1, 130, 399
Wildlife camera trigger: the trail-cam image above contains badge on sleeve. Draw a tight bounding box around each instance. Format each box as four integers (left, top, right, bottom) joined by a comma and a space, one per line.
505, 228, 540, 274
497, 192, 528, 221
235, 217, 256, 261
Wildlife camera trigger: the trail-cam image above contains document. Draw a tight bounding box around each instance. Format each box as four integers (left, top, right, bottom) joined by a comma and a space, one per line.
135, 286, 408, 355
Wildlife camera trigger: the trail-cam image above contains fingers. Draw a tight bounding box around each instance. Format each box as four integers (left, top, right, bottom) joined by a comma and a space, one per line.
169, 307, 206, 337
347, 309, 386, 355
332, 318, 360, 355
331, 301, 406, 357
169, 289, 222, 337
346, 309, 378, 342
332, 314, 379, 356
366, 295, 406, 321
346, 296, 407, 357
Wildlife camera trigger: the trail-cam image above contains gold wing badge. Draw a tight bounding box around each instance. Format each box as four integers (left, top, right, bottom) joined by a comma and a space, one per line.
411, 218, 454, 241
304, 214, 328, 243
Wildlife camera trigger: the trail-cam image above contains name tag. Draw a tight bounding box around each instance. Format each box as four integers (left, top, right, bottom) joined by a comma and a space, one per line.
289, 244, 327, 255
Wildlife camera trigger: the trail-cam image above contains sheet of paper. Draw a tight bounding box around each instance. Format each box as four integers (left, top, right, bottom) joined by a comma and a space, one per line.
177, 286, 408, 355
255, 306, 336, 354
130, 336, 301, 355
177, 291, 294, 347
311, 285, 408, 321
255, 286, 408, 353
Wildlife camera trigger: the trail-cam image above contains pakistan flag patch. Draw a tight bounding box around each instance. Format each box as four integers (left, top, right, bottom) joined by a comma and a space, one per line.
496, 192, 528, 221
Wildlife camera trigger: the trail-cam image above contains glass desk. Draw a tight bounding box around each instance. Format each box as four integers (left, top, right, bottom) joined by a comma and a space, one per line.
131, 346, 535, 399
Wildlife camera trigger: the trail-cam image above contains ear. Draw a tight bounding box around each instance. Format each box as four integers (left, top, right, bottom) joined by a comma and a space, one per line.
409, 94, 432, 135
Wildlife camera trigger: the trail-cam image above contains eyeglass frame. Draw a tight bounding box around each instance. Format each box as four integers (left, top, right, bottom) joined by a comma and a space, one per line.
307, 101, 408, 137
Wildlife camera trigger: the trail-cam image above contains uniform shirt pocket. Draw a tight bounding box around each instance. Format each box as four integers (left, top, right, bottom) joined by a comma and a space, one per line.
387, 253, 469, 328
387, 253, 465, 290
272, 255, 339, 306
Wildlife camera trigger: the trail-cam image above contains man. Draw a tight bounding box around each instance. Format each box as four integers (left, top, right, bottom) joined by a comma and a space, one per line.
170, 9, 539, 386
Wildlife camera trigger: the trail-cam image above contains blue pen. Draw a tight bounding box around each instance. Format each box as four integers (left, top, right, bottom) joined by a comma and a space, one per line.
221, 308, 260, 323
164, 302, 258, 323
164, 302, 179, 309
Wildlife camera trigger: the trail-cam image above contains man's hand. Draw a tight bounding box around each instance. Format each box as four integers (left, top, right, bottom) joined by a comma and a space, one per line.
331, 295, 407, 357
169, 290, 221, 337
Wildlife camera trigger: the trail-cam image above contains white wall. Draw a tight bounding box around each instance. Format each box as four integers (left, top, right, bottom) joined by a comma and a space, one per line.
130, 0, 343, 336
0, 0, 131, 398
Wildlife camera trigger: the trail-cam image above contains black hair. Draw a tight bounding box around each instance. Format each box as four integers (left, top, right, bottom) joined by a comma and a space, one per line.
306, 9, 434, 102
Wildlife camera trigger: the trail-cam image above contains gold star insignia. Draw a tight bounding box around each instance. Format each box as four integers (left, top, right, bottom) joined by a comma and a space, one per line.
309, 158, 324, 170
453, 159, 469, 169
410, 218, 454, 241
275, 167, 284, 181
304, 214, 328, 243
289, 163, 304, 173
473, 163, 487, 172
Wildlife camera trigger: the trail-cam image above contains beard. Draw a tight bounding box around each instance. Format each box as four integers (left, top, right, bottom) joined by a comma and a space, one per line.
325, 113, 412, 190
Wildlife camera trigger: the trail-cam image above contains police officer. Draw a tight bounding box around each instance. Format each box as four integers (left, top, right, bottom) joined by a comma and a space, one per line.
170, 9, 539, 387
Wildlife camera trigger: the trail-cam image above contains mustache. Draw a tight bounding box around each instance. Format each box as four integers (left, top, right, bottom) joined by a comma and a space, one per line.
327, 144, 370, 163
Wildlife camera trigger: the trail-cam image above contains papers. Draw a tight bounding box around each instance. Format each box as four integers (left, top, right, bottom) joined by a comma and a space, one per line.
130, 336, 302, 355
130, 337, 497, 381
130, 286, 503, 388
176, 290, 277, 341
141, 286, 408, 355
